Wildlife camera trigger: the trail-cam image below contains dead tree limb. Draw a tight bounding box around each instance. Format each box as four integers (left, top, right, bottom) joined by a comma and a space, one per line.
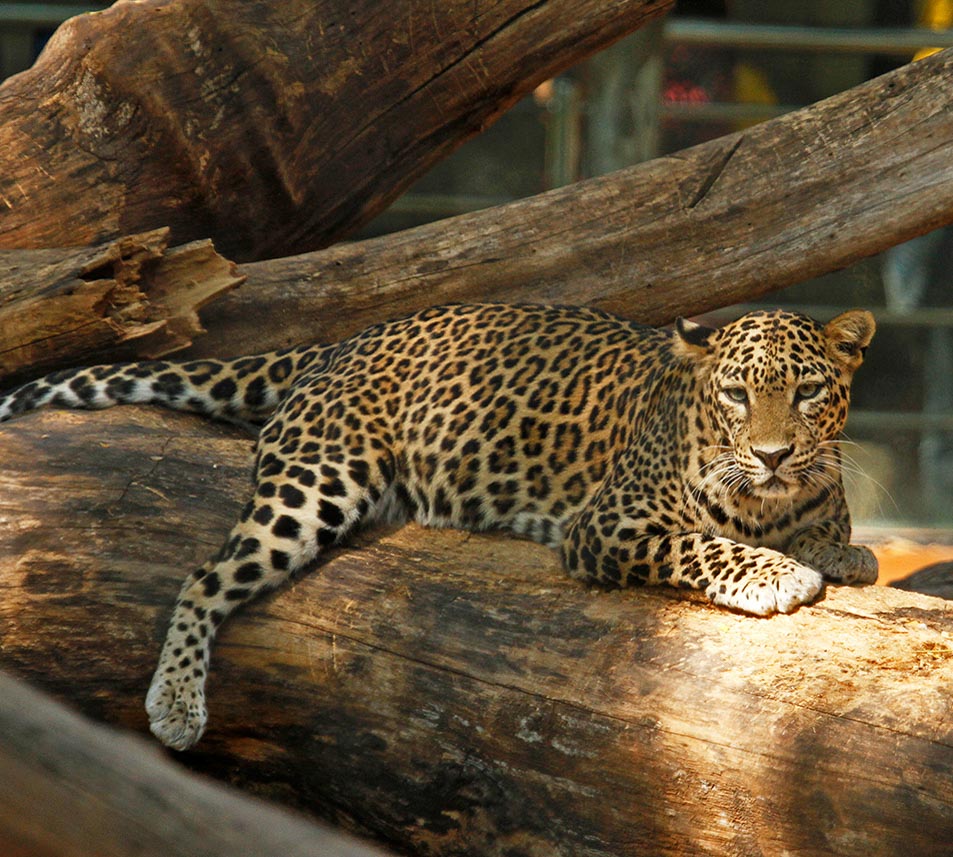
1, 408, 951, 856
0, 229, 242, 386
0, 0, 672, 261
5, 45, 952, 372
179, 47, 953, 357
0, 669, 391, 857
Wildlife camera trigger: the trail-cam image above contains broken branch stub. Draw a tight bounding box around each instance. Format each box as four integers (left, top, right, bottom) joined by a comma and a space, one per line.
0, 229, 244, 387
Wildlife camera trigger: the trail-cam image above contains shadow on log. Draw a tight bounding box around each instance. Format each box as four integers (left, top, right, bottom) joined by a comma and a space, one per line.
1, 407, 951, 856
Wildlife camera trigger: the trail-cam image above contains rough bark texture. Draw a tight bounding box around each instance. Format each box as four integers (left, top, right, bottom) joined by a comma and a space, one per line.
0, 229, 242, 387
0, 0, 672, 262
0, 671, 392, 857
4, 33, 952, 369
173, 46, 953, 358
1, 407, 951, 857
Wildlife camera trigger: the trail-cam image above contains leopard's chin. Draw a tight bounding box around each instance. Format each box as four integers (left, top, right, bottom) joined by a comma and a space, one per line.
748, 475, 799, 500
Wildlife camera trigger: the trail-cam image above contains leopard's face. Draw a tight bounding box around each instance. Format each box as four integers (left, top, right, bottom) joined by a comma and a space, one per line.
676, 309, 875, 501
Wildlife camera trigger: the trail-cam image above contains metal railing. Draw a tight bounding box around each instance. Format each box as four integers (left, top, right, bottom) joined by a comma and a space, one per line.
0, 4, 105, 26
4, 9, 951, 54
665, 18, 953, 56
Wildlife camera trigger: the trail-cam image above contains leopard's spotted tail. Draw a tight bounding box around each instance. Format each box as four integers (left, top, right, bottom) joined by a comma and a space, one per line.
0, 343, 330, 427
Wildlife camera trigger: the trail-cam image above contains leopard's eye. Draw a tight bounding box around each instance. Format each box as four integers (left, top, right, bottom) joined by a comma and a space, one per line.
722, 386, 748, 405
795, 381, 823, 402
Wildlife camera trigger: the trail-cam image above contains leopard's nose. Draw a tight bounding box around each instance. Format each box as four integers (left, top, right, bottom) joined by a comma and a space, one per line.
752, 445, 794, 471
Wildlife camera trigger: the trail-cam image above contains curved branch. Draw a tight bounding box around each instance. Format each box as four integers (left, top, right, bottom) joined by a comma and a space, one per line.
183, 48, 953, 356
0, 0, 672, 261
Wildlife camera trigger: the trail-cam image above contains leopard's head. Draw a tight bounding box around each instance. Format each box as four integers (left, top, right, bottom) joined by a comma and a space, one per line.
674, 309, 875, 500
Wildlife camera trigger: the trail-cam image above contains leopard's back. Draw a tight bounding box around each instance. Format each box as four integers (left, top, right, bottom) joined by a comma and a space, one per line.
269, 303, 673, 545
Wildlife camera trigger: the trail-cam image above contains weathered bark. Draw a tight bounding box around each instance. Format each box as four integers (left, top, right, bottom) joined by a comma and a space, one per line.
0, 229, 242, 387
0, 0, 672, 262
0, 671, 392, 857
1, 407, 951, 857
174, 46, 953, 358
5, 47, 952, 374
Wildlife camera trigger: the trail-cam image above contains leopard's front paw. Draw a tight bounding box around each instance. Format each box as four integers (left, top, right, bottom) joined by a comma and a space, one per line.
821, 543, 879, 585
145, 670, 207, 751
708, 555, 824, 616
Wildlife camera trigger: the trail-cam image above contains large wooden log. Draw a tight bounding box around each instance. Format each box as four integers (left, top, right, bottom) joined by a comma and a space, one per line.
1, 407, 951, 856
177, 46, 953, 357
0, 0, 672, 262
0, 671, 391, 857
5, 47, 952, 374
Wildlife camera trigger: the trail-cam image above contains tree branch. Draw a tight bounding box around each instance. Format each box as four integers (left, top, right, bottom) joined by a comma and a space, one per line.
0, 0, 672, 261
0, 668, 391, 857
179, 48, 953, 357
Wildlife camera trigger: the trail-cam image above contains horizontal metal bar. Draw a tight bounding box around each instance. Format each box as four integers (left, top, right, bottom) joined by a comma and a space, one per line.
662, 101, 797, 123
847, 410, 953, 433
853, 524, 953, 545
2, 9, 947, 57
665, 18, 953, 56
1, 10, 944, 59
0, 4, 107, 27
384, 193, 514, 217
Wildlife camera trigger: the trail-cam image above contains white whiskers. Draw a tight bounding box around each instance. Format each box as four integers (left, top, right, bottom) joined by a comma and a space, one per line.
690, 446, 751, 504
808, 438, 898, 516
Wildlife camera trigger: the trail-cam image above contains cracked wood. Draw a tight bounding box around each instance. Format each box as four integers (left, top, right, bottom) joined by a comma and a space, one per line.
0, 0, 672, 262
0, 407, 951, 856
0, 229, 243, 387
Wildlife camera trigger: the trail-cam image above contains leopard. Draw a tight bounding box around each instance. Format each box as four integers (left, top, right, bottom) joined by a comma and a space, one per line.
0, 302, 879, 751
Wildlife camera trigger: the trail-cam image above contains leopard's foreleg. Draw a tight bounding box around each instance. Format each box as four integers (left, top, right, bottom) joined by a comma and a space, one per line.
786, 521, 878, 584
561, 520, 823, 616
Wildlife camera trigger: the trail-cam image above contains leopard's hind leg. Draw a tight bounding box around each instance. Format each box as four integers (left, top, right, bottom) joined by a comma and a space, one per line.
146, 432, 397, 750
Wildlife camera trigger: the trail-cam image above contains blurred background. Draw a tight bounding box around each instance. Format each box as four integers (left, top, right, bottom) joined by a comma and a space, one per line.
3, 1, 953, 575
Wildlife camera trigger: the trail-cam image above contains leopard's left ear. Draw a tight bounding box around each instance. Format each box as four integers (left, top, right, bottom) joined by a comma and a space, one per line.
673, 317, 716, 360
824, 309, 875, 372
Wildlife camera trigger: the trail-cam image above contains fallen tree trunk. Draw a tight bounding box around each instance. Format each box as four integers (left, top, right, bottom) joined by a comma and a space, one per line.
6, 48, 952, 374
0, 0, 671, 261
1, 407, 951, 856
0, 671, 392, 857
177, 46, 953, 357
0, 228, 242, 387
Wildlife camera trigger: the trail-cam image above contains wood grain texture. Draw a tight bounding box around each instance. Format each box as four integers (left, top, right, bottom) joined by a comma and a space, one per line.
179, 47, 953, 357
0, 0, 672, 262
1, 408, 951, 856
0, 670, 392, 857
0, 229, 243, 386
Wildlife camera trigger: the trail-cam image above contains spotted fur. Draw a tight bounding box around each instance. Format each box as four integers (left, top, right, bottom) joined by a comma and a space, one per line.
0, 303, 878, 750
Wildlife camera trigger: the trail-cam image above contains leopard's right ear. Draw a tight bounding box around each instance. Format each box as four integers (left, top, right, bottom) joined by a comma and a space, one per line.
673, 317, 716, 360
824, 309, 875, 373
